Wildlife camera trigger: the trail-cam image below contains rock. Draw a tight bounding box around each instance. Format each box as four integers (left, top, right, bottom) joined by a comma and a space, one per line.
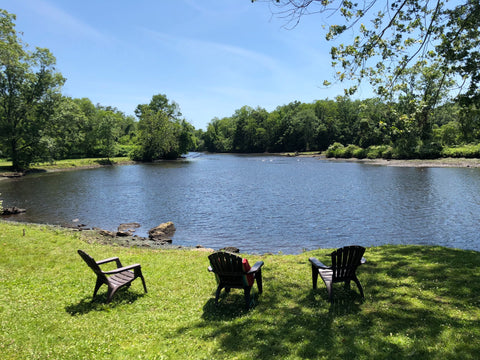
94, 228, 116, 237
221, 246, 240, 253
116, 231, 131, 237
118, 222, 141, 233
1, 207, 26, 215
148, 222, 176, 243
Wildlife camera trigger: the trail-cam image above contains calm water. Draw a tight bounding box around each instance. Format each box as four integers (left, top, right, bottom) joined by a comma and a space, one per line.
1, 153, 480, 254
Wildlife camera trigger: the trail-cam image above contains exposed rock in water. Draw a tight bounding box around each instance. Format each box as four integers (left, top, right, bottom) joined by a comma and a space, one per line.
117, 222, 141, 237
148, 222, 176, 244
1, 207, 26, 215
94, 228, 116, 237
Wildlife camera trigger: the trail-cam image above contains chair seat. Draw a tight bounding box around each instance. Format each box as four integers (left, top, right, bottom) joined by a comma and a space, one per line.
109, 270, 135, 288
318, 268, 333, 283
78, 250, 147, 303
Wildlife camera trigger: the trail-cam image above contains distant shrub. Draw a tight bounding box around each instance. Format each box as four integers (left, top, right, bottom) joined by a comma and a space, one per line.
366, 145, 385, 159
343, 144, 362, 158
325, 142, 345, 157
442, 144, 480, 158
417, 142, 443, 159
353, 147, 367, 159
116, 144, 135, 157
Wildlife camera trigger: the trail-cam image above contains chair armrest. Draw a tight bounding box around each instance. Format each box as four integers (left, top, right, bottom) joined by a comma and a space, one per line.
96, 257, 119, 264
103, 263, 141, 274
309, 257, 329, 269
248, 261, 264, 274
96, 256, 123, 268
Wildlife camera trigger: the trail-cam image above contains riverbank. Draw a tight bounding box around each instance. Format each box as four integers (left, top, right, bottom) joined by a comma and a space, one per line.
1, 220, 479, 359
327, 156, 480, 168
281, 152, 480, 167
0, 157, 136, 179
2, 155, 480, 179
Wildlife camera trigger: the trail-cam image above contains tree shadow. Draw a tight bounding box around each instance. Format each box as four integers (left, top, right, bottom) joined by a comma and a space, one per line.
95, 159, 114, 165
186, 274, 367, 359
65, 291, 145, 315
173, 246, 480, 358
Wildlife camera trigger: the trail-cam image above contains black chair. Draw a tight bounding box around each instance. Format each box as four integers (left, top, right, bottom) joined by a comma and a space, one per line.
78, 250, 147, 303
208, 251, 264, 309
309, 245, 366, 302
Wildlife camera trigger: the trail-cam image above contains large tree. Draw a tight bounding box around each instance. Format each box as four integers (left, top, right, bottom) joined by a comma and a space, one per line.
134, 94, 194, 160
252, 0, 479, 142
0, 10, 65, 170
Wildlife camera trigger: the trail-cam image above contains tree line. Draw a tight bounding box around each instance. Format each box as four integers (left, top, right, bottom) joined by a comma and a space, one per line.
3, 3, 480, 171
0, 10, 197, 171
202, 96, 478, 159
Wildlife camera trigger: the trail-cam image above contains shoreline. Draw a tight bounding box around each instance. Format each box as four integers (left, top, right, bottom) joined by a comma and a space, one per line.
323, 156, 480, 168
1, 155, 480, 179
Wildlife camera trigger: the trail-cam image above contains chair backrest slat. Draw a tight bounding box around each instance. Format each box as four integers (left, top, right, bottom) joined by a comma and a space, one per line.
330, 246, 365, 281
209, 252, 244, 275
78, 250, 107, 281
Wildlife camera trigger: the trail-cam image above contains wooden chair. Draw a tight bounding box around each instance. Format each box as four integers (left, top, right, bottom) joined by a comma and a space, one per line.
309, 245, 366, 302
77, 250, 147, 303
208, 251, 264, 309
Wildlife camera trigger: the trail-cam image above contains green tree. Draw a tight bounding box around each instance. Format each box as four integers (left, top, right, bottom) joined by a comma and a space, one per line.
134, 94, 193, 161
253, 0, 480, 151
40, 96, 87, 161
0, 10, 65, 170
95, 110, 121, 160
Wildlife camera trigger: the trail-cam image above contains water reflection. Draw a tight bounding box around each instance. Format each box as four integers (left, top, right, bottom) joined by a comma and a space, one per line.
1, 154, 480, 254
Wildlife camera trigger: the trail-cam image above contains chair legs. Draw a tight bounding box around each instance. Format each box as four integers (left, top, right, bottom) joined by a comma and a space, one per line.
244, 287, 252, 309
311, 266, 319, 289
214, 283, 257, 309
352, 276, 364, 298
256, 270, 263, 294
93, 278, 104, 299
140, 275, 148, 293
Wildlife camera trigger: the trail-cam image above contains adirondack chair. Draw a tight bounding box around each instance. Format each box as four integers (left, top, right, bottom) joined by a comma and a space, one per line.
208, 251, 264, 309
309, 245, 366, 302
77, 250, 147, 303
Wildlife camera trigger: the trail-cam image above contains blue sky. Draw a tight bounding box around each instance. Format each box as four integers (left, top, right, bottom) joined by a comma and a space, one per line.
3, 0, 370, 130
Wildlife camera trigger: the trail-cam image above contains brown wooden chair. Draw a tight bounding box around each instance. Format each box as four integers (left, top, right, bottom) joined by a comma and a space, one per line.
208, 251, 264, 309
309, 245, 366, 302
77, 250, 147, 303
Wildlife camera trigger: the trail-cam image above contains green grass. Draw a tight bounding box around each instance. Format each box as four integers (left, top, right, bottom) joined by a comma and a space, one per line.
1, 221, 480, 359
0, 157, 132, 175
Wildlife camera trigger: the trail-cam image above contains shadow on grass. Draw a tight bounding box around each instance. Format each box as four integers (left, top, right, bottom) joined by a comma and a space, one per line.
187, 276, 366, 359
176, 246, 480, 359
65, 291, 145, 315
95, 159, 114, 165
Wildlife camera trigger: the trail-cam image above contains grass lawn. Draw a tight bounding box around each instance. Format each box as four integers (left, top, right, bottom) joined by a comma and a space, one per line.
1, 221, 480, 359
0, 157, 132, 175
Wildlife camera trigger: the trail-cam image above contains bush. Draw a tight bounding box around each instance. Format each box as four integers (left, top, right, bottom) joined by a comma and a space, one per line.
352, 147, 367, 159
442, 144, 480, 158
366, 145, 394, 159
416, 142, 443, 159
325, 142, 345, 157
343, 144, 362, 158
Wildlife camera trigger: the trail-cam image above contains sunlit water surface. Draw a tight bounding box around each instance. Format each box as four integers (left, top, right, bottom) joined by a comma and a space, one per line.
1, 153, 480, 254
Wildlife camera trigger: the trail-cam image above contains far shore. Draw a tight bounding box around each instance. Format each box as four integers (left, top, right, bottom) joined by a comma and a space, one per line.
2, 154, 480, 180
326, 156, 480, 168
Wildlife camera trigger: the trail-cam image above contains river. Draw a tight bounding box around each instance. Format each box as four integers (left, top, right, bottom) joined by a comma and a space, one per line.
1, 153, 480, 254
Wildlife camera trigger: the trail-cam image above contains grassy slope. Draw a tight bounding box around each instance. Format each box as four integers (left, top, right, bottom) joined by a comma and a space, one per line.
1, 221, 480, 359
0, 158, 132, 176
